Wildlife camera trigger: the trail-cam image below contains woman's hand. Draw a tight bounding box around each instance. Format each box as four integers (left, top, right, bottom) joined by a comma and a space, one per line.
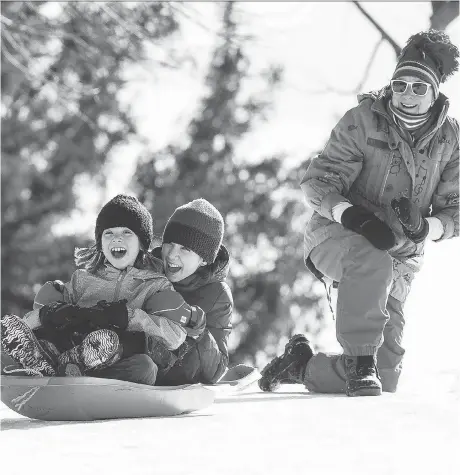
391, 197, 429, 243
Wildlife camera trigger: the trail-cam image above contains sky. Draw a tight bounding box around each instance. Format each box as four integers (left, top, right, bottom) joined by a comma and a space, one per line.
52, 2, 459, 356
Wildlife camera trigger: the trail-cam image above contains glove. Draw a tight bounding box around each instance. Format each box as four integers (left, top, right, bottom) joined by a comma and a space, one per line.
145, 335, 178, 371
39, 301, 86, 330
391, 197, 429, 244
186, 306, 206, 338
79, 299, 129, 331
174, 337, 196, 361
118, 331, 180, 371
341, 205, 396, 250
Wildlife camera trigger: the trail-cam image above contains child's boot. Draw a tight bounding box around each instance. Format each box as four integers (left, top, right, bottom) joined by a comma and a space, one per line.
1, 314, 56, 376
57, 329, 122, 376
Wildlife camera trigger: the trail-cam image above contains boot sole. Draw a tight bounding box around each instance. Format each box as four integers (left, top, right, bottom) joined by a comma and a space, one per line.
1, 314, 56, 376
346, 387, 382, 397
259, 335, 313, 392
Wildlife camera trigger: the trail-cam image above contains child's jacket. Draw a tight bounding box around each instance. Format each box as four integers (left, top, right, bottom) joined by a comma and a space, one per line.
24, 262, 206, 350
152, 245, 233, 384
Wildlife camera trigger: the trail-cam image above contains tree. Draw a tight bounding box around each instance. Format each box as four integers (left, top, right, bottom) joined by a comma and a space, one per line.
132, 2, 323, 365
1, 1, 180, 315
353, 1, 458, 59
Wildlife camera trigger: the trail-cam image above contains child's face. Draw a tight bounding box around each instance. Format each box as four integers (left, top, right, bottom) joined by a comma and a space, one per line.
101, 227, 140, 270
161, 242, 205, 282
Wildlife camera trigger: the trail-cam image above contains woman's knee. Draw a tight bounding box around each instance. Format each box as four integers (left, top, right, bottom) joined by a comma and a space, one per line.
345, 236, 393, 280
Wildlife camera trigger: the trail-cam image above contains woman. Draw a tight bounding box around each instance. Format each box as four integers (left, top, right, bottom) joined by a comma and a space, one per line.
259, 30, 459, 396
151, 198, 234, 385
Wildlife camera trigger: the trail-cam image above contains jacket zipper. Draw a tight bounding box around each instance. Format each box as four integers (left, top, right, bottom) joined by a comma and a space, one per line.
113, 268, 127, 301
379, 150, 393, 203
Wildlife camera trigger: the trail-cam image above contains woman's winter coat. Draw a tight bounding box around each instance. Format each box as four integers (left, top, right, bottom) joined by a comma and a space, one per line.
301, 88, 459, 302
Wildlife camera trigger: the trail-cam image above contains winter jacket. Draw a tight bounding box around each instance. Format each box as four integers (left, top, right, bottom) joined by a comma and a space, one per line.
152, 245, 233, 385
23, 261, 208, 350
300, 88, 459, 302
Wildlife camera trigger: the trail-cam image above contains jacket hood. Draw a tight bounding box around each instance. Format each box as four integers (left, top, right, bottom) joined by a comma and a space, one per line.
150, 244, 230, 291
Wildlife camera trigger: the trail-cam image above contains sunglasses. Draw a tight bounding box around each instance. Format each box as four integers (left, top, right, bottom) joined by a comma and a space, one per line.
390, 80, 431, 97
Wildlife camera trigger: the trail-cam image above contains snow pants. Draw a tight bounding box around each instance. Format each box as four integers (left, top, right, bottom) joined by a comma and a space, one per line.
304, 233, 406, 393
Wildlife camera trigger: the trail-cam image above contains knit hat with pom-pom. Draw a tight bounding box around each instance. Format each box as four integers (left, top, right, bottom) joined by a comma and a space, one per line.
392, 29, 459, 99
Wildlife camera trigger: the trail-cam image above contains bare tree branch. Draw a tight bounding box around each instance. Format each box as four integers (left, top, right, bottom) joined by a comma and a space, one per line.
352, 1, 401, 57
430, 1, 459, 30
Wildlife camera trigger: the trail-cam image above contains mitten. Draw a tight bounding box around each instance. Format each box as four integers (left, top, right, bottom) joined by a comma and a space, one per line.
391, 197, 429, 244
341, 205, 396, 250
80, 299, 129, 331
39, 301, 85, 330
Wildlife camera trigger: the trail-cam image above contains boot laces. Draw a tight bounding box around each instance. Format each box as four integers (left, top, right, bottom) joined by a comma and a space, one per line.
356, 356, 377, 377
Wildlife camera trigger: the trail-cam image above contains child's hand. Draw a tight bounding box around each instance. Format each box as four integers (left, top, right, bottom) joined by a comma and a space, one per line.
81, 300, 129, 331
39, 301, 83, 330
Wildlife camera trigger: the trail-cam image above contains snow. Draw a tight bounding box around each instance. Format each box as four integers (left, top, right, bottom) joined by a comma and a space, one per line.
1, 382, 458, 475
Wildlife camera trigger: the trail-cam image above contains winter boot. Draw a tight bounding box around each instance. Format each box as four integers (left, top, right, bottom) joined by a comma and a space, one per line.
258, 334, 314, 392
344, 355, 382, 397
1, 314, 56, 376
57, 329, 122, 376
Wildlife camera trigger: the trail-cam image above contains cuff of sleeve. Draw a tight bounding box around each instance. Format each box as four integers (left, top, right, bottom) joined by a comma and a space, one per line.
426, 217, 444, 241
321, 192, 350, 221
332, 202, 353, 223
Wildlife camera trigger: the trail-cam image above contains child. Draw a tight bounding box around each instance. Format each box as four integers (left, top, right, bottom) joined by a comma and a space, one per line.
1, 194, 206, 384
151, 198, 234, 385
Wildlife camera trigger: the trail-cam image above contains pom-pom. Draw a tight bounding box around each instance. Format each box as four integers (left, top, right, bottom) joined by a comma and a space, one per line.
399, 29, 459, 82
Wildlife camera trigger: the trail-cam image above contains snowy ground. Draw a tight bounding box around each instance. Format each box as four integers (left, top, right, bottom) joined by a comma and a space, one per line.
1, 242, 459, 475
1, 380, 458, 475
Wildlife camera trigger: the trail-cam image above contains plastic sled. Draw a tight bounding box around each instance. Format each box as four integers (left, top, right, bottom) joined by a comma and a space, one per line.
1, 375, 215, 421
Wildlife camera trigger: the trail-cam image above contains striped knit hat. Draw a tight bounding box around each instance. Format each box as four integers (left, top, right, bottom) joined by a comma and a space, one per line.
95, 194, 153, 251
163, 199, 224, 264
392, 30, 459, 100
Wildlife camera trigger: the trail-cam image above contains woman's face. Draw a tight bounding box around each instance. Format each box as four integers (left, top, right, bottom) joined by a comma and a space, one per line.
101, 227, 140, 270
162, 242, 205, 282
391, 75, 434, 114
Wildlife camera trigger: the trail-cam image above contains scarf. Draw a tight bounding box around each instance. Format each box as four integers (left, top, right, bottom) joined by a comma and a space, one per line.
388, 100, 431, 131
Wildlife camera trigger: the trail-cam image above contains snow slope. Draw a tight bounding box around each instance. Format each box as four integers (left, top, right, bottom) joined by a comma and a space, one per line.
1, 380, 458, 475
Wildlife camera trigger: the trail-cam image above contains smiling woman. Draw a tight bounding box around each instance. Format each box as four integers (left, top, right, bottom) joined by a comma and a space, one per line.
259, 29, 459, 397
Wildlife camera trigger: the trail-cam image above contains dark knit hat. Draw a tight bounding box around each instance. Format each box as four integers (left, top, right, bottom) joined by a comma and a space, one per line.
163, 199, 224, 263
392, 30, 459, 99
95, 194, 153, 251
